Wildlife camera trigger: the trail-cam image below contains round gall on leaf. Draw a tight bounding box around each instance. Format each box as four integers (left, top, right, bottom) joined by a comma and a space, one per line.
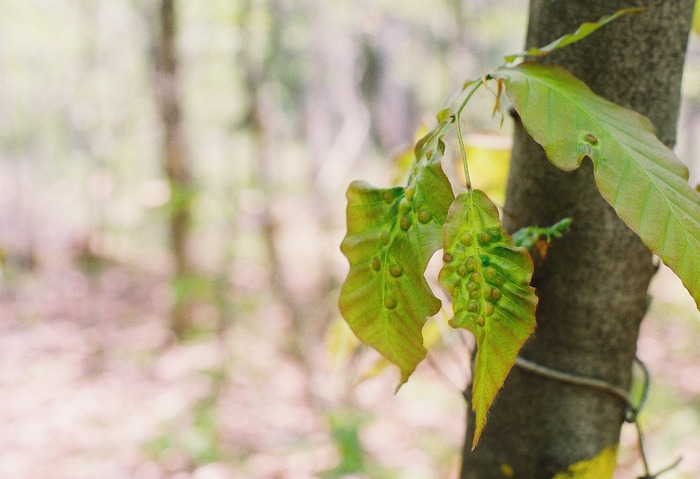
483, 266, 498, 281
479, 232, 491, 244
418, 210, 431, 224
379, 231, 390, 245
399, 198, 411, 214
438, 190, 537, 449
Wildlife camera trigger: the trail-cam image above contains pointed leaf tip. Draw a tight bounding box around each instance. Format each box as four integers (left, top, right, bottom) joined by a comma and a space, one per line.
339, 182, 437, 384
339, 120, 455, 386
439, 190, 537, 447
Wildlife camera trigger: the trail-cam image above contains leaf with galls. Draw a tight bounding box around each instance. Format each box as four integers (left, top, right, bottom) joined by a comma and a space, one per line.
494, 62, 700, 308
439, 190, 537, 448
339, 118, 455, 387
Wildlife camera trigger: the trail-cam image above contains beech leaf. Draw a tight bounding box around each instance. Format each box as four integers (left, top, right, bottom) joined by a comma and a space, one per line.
439, 190, 537, 448
495, 62, 700, 308
504, 8, 645, 63
339, 119, 454, 387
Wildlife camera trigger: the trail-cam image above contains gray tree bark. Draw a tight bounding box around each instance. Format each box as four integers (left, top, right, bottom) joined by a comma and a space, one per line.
460, 1, 693, 478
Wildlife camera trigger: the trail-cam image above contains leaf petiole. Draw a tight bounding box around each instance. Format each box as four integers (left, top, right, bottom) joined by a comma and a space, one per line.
454, 80, 483, 192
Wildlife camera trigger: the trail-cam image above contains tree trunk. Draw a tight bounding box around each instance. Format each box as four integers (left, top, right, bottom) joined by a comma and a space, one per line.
460, 1, 693, 478
156, 0, 195, 338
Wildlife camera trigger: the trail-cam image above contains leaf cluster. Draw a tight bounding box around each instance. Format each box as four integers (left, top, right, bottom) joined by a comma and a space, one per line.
338, 8, 700, 448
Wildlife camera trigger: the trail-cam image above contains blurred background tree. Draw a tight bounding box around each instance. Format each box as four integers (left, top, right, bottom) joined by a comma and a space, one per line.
154, 0, 196, 338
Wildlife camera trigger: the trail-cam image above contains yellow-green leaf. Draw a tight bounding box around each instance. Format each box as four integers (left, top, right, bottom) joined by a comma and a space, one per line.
339, 119, 454, 387
504, 8, 644, 63
353, 315, 451, 385
495, 62, 700, 308
439, 190, 537, 448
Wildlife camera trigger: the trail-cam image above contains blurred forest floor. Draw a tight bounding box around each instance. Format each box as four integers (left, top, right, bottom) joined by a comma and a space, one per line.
0, 235, 698, 479
0, 1, 699, 478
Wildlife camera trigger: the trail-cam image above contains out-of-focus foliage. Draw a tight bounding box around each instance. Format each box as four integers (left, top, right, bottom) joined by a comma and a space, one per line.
320, 409, 397, 479
0, 0, 699, 478
0, 1, 530, 476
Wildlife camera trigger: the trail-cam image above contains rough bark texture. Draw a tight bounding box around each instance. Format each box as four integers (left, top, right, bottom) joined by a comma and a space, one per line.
156, 0, 195, 338
460, 1, 693, 478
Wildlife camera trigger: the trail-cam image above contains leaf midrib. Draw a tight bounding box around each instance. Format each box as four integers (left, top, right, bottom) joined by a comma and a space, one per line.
514, 70, 699, 256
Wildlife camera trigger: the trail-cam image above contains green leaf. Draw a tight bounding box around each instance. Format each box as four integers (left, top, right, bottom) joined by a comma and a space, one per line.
339, 119, 455, 387
495, 62, 700, 308
439, 190, 537, 448
513, 218, 572, 250
352, 316, 451, 386
320, 410, 369, 478
504, 8, 644, 63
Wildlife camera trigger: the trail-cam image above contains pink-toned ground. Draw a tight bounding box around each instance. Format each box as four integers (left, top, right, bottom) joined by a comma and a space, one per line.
0, 261, 698, 479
